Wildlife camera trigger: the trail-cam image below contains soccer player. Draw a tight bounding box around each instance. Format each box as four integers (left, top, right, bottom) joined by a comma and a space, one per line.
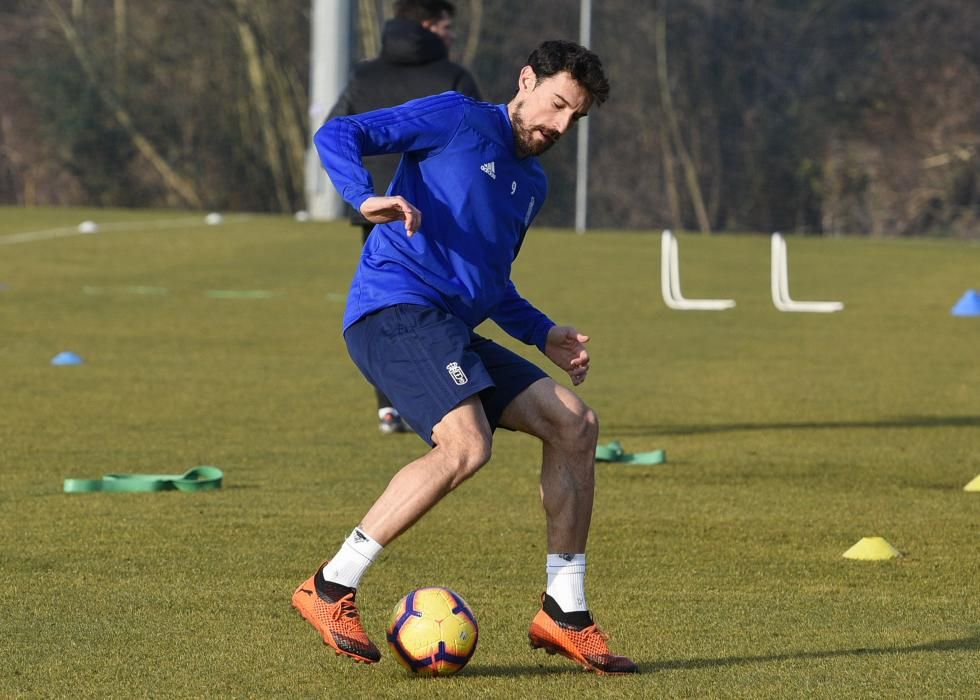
293, 40, 638, 675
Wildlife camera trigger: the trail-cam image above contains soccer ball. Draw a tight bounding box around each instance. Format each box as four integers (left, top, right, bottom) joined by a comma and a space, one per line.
386, 587, 479, 676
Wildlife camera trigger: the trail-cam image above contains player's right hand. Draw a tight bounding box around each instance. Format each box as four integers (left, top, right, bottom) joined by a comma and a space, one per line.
359, 196, 422, 237
544, 325, 591, 386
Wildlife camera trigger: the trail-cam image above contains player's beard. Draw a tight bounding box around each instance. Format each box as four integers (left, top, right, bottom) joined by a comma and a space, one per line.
511, 101, 560, 158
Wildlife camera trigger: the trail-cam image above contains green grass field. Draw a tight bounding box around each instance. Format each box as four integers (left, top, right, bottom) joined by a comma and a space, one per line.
1, 206, 978, 698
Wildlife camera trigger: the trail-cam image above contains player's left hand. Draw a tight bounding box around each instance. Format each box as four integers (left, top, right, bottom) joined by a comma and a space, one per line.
359, 195, 422, 236
544, 325, 590, 385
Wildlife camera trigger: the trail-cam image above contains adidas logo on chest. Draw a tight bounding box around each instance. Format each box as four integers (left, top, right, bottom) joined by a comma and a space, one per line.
480, 161, 496, 179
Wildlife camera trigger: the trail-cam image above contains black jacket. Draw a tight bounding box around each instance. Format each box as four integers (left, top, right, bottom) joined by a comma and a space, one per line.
327, 17, 482, 224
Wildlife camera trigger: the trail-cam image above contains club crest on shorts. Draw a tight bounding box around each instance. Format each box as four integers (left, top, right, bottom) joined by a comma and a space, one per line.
446, 361, 468, 386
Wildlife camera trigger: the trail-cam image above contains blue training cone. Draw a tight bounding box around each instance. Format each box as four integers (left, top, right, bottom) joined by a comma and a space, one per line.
51, 351, 84, 366
951, 289, 980, 317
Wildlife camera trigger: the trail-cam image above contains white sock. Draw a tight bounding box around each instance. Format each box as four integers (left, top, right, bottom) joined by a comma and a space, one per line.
321, 527, 383, 590
546, 553, 588, 612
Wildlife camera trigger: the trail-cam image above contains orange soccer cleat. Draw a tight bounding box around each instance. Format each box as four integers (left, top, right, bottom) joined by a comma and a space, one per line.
291, 564, 381, 664
528, 597, 638, 675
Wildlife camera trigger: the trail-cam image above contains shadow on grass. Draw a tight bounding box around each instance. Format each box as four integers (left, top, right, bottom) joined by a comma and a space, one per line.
647, 632, 980, 673
463, 632, 980, 677
610, 415, 980, 438
463, 663, 583, 678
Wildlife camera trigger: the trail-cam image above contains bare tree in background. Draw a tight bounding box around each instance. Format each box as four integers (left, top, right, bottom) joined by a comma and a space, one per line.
358, 0, 382, 60
654, 2, 711, 234
113, 0, 125, 98
461, 0, 483, 67
230, 0, 293, 211
43, 0, 203, 208
0, 0, 976, 236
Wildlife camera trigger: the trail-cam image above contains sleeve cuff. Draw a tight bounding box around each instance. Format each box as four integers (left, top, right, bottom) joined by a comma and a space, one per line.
347, 190, 375, 214
533, 321, 555, 354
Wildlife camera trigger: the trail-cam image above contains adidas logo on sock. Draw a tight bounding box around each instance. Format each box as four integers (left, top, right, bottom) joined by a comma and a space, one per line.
480, 161, 496, 179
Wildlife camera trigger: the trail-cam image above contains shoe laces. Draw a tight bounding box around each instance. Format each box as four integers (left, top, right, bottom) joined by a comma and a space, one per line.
574, 624, 613, 655
330, 593, 361, 622
583, 624, 610, 642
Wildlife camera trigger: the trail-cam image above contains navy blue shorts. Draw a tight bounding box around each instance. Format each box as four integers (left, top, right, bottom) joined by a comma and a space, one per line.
344, 304, 549, 446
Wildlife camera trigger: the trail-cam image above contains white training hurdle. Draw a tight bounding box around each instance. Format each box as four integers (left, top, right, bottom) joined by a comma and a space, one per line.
660, 230, 736, 311
770, 233, 844, 313
660, 230, 843, 313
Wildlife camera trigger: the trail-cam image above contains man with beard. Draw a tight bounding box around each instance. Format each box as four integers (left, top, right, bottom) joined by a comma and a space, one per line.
327, 0, 481, 435
293, 40, 637, 675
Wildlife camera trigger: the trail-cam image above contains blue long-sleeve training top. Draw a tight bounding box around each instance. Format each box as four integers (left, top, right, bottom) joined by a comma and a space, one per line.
315, 91, 556, 352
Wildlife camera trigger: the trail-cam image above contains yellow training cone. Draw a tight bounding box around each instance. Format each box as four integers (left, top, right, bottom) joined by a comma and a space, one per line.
964, 475, 980, 492
842, 537, 901, 560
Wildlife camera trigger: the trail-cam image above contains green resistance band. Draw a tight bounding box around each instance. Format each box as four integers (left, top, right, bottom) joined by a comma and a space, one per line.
63, 466, 223, 493
595, 441, 666, 466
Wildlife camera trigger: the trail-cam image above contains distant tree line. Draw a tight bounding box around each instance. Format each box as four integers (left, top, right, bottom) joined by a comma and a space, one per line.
0, 0, 977, 237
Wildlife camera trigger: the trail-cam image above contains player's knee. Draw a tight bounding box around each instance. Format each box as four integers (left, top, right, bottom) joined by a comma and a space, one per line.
464, 433, 493, 472
556, 402, 599, 455
452, 438, 492, 487
437, 432, 492, 489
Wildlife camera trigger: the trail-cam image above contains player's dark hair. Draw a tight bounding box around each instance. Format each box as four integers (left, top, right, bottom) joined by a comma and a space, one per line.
526, 40, 610, 106
393, 0, 455, 22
